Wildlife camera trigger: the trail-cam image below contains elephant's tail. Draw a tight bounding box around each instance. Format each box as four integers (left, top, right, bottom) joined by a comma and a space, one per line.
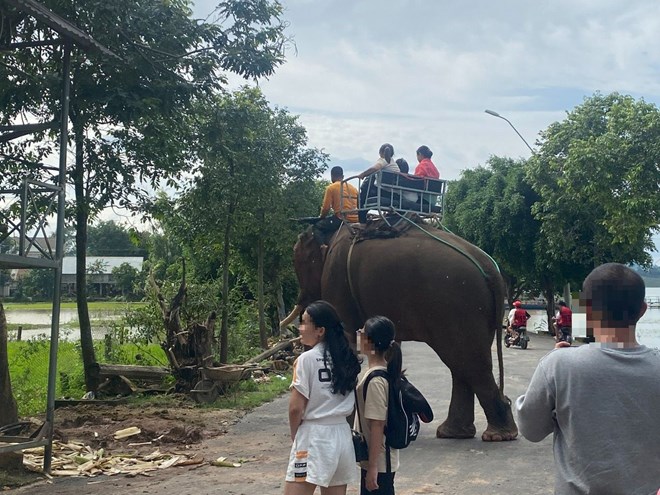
496, 312, 504, 394
483, 267, 505, 394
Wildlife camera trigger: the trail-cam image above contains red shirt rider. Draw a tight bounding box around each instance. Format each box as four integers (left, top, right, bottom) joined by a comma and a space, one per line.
513, 308, 531, 328
413, 145, 440, 179
556, 303, 572, 328
509, 300, 530, 329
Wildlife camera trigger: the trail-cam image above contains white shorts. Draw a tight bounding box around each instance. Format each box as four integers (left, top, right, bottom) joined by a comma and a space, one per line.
285, 420, 358, 487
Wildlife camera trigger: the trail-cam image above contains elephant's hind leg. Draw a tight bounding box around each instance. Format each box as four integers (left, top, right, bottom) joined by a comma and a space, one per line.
436, 373, 476, 439
473, 378, 518, 442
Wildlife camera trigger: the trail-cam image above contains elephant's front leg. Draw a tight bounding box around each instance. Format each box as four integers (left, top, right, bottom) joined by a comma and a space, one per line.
436, 372, 476, 439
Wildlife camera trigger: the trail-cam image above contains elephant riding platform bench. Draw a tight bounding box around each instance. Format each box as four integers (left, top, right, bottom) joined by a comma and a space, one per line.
283, 186, 518, 441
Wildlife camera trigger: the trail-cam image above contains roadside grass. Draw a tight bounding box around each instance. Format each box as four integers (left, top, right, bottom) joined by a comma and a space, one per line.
213, 372, 292, 410
8, 339, 85, 417
122, 370, 292, 411
7, 338, 291, 417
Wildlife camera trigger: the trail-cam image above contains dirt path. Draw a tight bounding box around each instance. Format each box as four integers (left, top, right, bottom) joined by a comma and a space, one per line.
15, 395, 294, 495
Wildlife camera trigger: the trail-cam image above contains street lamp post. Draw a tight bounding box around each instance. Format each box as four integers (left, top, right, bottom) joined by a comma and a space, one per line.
484, 109, 534, 154
485, 109, 572, 317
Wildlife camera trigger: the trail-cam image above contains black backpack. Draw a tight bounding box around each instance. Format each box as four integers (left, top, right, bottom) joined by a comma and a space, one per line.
363, 369, 433, 450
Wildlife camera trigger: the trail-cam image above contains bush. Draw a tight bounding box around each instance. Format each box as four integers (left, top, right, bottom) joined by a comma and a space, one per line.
8, 339, 85, 416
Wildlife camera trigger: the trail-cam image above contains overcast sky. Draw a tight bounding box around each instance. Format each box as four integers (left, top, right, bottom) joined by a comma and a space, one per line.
194, 0, 660, 182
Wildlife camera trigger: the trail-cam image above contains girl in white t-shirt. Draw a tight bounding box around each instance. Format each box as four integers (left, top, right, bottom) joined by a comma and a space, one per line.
355, 316, 404, 495
284, 300, 361, 495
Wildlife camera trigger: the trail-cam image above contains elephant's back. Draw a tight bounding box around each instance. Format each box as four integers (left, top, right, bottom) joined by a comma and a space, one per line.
332, 223, 501, 283
396, 224, 500, 279
335, 224, 503, 340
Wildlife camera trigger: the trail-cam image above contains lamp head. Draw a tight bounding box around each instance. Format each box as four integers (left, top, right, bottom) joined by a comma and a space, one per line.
485, 109, 501, 117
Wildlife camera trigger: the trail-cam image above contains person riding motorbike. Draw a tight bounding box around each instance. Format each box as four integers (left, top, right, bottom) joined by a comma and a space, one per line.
552, 300, 573, 344
507, 300, 531, 345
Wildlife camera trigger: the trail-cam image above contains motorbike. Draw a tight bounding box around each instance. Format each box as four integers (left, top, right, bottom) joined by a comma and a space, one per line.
555, 326, 573, 345
504, 326, 529, 349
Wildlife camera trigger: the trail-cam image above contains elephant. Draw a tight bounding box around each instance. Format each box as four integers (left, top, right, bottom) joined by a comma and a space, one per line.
282, 218, 518, 441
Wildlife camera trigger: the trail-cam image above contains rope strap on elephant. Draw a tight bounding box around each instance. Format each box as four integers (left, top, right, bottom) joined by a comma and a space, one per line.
354, 213, 500, 280
396, 214, 500, 279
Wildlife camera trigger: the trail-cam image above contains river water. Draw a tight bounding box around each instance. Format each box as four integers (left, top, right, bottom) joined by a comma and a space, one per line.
5, 288, 660, 348
526, 286, 660, 349
5, 308, 117, 341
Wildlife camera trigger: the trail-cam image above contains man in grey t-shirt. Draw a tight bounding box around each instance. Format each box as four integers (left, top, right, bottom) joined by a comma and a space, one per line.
515, 263, 660, 495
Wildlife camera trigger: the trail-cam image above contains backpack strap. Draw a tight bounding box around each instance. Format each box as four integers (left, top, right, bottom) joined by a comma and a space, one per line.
361, 369, 392, 473
354, 389, 364, 435
362, 369, 388, 401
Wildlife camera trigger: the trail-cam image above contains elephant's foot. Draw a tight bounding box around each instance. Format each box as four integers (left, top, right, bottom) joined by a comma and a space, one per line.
436, 420, 476, 439
481, 424, 518, 442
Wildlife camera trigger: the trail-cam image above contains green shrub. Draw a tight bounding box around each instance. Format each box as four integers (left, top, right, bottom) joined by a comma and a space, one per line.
8, 339, 85, 416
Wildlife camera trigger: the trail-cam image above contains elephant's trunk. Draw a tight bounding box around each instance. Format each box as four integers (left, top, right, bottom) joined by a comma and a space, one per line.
279, 304, 303, 330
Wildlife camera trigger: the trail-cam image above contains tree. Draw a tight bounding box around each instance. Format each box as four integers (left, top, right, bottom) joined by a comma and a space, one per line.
0, 237, 16, 297
444, 156, 541, 304
1, 0, 289, 390
112, 262, 139, 298
19, 268, 55, 300
0, 303, 18, 427
87, 221, 145, 257
182, 87, 326, 361
528, 92, 660, 284
86, 259, 108, 296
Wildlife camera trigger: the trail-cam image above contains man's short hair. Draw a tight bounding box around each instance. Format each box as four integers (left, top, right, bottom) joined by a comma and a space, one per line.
330, 166, 344, 180
581, 263, 645, 327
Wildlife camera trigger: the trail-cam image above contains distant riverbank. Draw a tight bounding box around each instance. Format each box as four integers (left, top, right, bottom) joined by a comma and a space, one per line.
3, 301, 145, 311
641, 277, 660, 288
3, 301, 143, 342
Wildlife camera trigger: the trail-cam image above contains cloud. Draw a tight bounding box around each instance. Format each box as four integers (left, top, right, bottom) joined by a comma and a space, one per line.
192, 0, 660, 184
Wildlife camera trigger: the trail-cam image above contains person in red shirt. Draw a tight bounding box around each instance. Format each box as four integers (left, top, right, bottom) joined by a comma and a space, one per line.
552, 300, 573, 343
413, 145, 439, 179
413, 146, 440, 210
507, 300, 531, 343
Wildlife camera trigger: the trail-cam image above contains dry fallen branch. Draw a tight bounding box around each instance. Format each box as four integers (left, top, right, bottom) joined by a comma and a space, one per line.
22, 441, 203, 477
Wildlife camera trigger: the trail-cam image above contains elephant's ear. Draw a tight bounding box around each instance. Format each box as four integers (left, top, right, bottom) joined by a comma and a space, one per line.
292, 226, 324, 305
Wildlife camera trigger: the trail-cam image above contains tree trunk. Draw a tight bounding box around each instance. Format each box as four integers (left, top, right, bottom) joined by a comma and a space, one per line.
257, 210, 267, 349
541, 276, 556, 336
563, 283, 571, 306
73, 126, 98, 392
0, 302, 18, 427
219, 155, 237, 364
152, 265, 215, 392
220, 209, 232, 364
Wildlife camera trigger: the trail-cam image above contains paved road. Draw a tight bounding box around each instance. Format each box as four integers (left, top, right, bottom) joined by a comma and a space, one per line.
18, 333, 559, 495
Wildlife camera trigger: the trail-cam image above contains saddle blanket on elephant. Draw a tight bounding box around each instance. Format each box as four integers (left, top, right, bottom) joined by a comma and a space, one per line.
353, 213, 424, 242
